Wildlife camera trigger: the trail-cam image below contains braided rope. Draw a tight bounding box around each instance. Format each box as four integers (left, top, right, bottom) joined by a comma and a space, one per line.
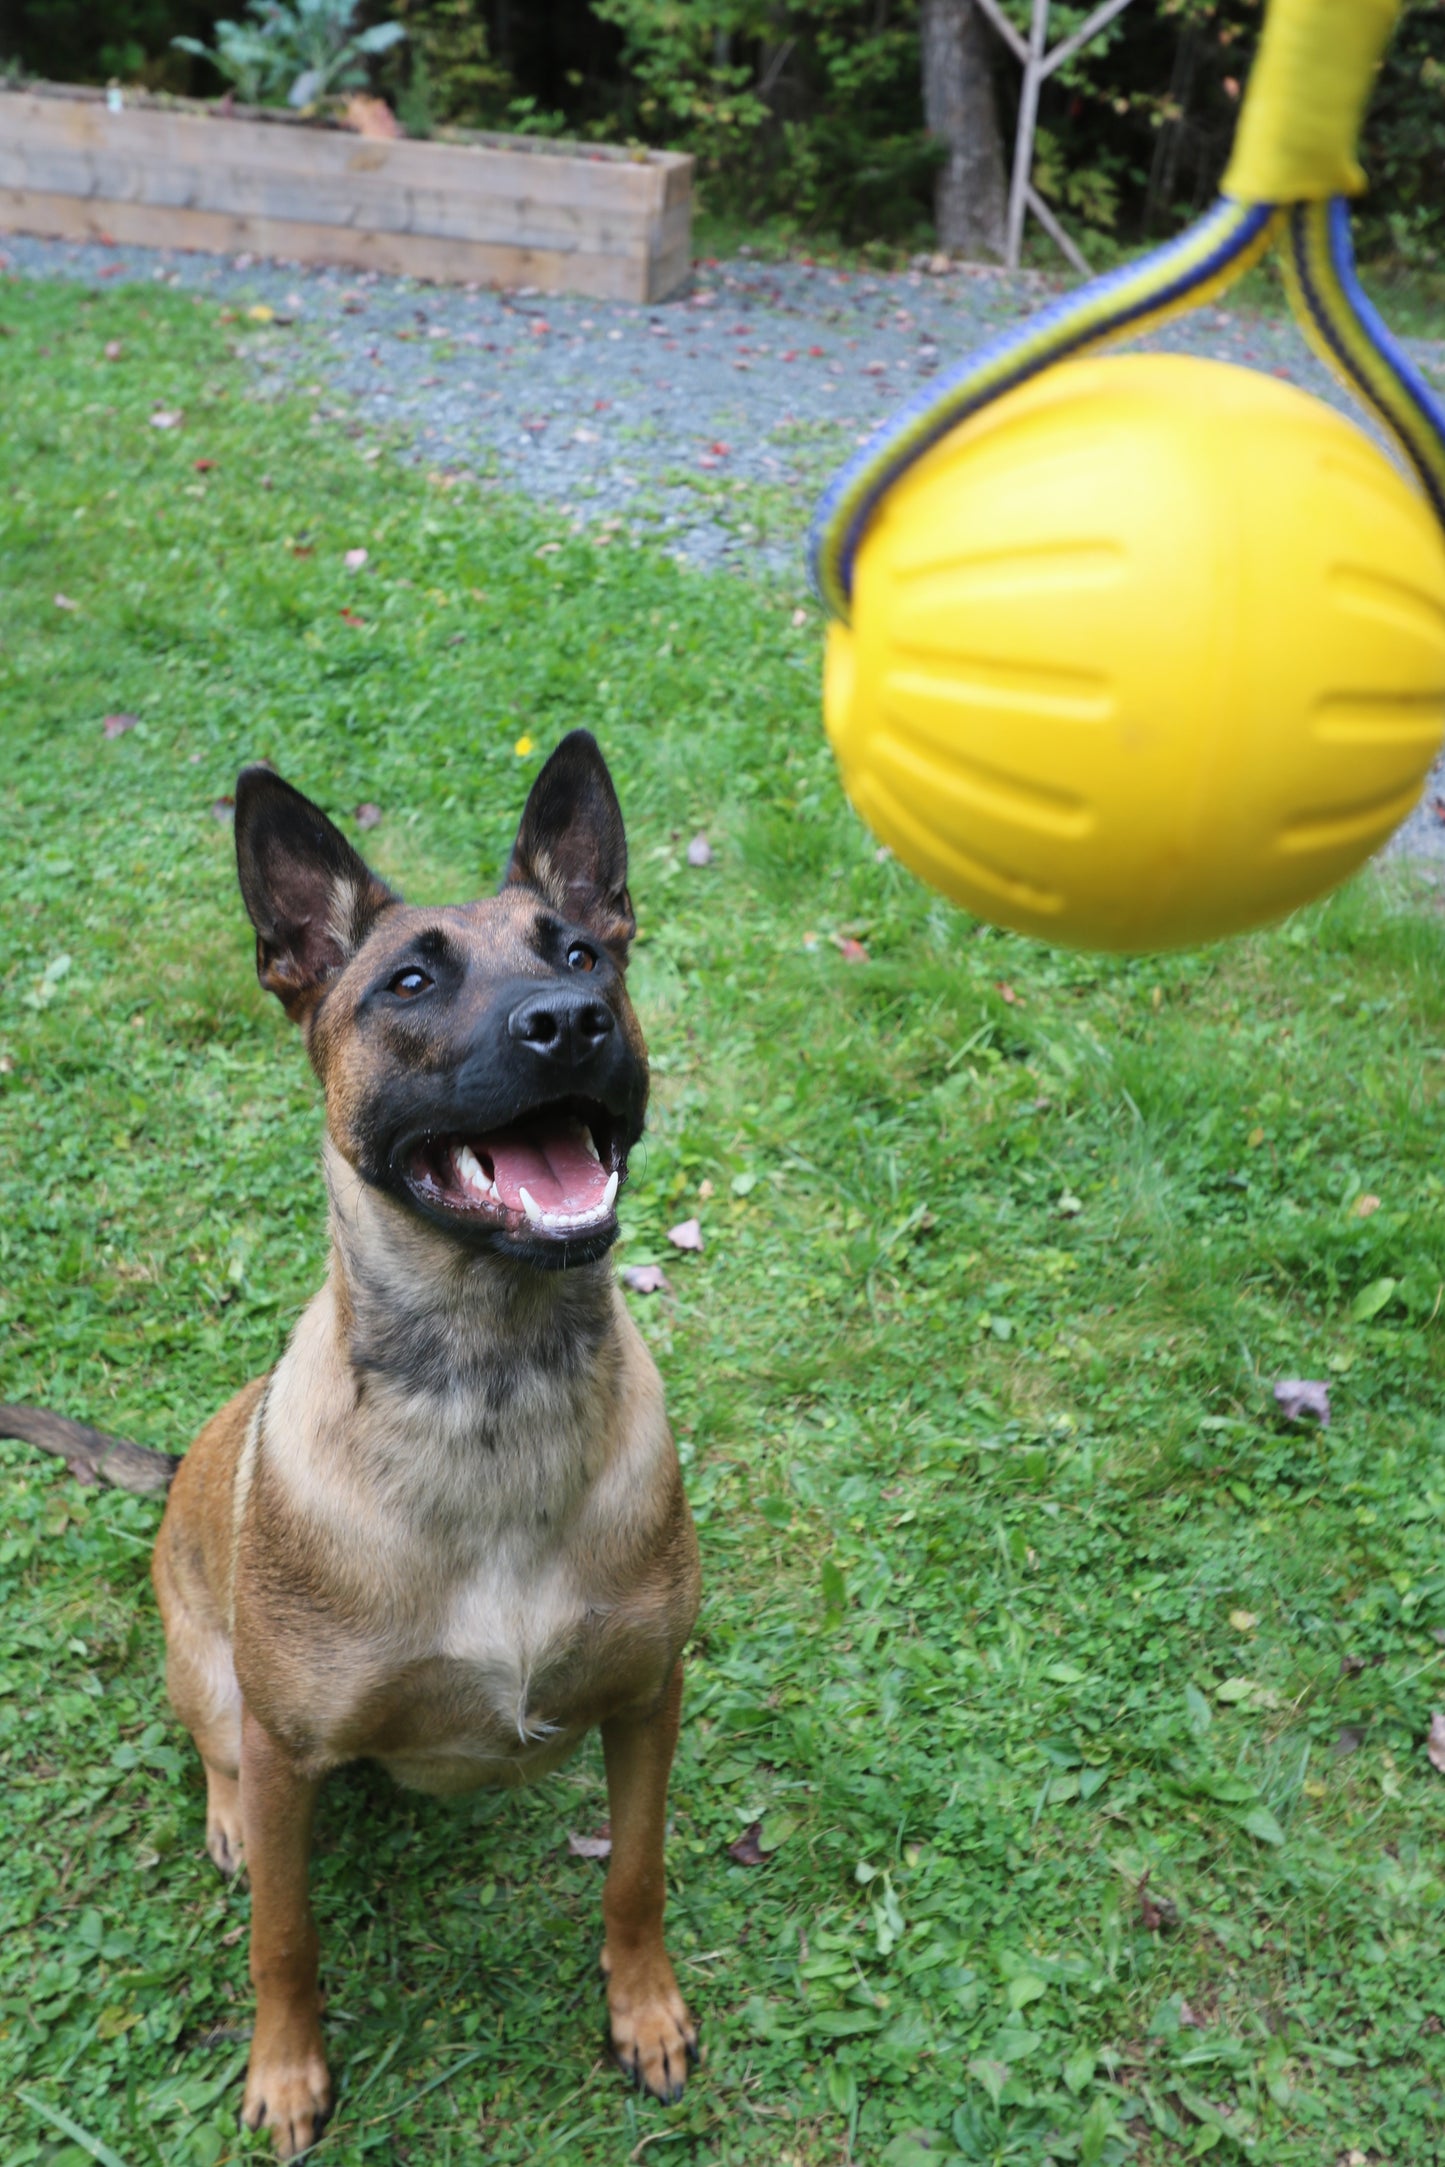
1278, 196, 1445, 526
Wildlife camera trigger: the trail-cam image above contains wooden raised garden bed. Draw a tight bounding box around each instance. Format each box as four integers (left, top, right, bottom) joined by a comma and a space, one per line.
0, 82, 693, 302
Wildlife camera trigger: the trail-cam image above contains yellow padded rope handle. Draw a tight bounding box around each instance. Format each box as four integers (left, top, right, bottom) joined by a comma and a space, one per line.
1223, 0, 1400, 202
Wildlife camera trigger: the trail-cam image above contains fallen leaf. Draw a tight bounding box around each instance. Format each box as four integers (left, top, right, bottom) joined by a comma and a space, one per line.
344, 547, 369, 571
210, 795, 235, 821
102, 713, 138, 739
1429, 1713, 1445, 1774
1335, 1724, 1366, 1760
1341, 1652, 1366, 1676
687, 833, 713, 867
566, 1826, 612, 1859
791, 606, 807, 627
339, 608, 366, 627
1229, 1609, 1258, 1633
54, 593, 78, 610
1273, 1378, 1331, 1426
995, 980, 1024, 1004
290, 542, 314, 557
355, 803, 382, 830
1057, 1192, 1082, 1217
103, 339, 123, 361
697, 1179, 715, 1201
1351, 1193, 1382, 1218
622, 1265, 671, 1294
246, 304, 275, 324
193, 457, 216, 472
149, 409, 182, 429
835, 935, 869, 963
668, 1218, 704, 1253
728, 1821, 772, 1867
342, 93, 401, 139
1178, 2000, 1203, 2029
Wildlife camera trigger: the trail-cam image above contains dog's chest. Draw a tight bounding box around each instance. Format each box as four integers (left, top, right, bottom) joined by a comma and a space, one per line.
437, 1539, 583, 1707
363, 1543, 594, 1794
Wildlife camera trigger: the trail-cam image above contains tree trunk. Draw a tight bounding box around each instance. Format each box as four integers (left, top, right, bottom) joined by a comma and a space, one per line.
920, 0, 1007, 262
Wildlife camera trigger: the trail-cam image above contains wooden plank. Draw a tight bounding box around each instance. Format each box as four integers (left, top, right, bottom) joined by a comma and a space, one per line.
650, 199, 693, 298
1, 143, 660, 255
0, 87, 693, 300
0, 187, 664, 300
1, 94, 669, 214
13, 83, 691, 176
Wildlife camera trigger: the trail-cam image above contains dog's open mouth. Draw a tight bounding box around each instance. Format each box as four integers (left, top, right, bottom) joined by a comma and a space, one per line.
404, 1100, 624, 1242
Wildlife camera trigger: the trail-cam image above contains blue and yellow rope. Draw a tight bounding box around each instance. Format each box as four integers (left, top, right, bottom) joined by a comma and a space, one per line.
1279, 197, 1445, 528
808, 0, 1445, 626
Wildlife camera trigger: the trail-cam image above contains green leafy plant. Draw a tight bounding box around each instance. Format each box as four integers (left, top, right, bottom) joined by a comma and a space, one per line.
591, 0, 936, 242
173, 0, 404, 109
389, 0, 510, 137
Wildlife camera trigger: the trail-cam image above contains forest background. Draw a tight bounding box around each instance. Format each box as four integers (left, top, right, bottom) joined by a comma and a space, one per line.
9, 0, 1445, 271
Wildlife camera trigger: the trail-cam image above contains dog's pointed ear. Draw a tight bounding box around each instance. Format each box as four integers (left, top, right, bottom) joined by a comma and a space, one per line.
235, 766, 396, 1024
502, 731, 636, 957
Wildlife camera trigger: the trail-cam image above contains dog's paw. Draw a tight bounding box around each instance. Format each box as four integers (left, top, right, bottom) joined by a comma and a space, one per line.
241, 2038, 332, 2158
604, 1949, 697, 2104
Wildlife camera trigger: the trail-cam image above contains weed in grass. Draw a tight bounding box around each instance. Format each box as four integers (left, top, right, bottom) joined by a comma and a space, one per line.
3, 275, 1445, 2165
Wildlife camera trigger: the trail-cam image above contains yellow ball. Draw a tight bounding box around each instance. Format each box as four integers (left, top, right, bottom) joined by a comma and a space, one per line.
824, 353, 1445, 951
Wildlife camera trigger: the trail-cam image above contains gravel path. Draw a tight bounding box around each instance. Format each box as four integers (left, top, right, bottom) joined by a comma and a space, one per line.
6, 229, 1444, 859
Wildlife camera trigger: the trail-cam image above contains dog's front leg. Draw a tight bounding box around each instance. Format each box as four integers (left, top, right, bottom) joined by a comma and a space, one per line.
239, 1705, 332, 2158
599, 1658, 697, 2101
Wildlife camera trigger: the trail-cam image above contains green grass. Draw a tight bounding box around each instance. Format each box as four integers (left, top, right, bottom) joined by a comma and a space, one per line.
4, 273, 1445, 2167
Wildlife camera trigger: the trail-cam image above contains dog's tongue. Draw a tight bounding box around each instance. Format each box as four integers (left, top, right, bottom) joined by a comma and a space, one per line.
484, 1123, 609, 1213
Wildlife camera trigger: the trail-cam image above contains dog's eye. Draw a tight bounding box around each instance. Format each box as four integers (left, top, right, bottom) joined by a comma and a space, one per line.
566, 944, 597, 974
389, 967, 433, 999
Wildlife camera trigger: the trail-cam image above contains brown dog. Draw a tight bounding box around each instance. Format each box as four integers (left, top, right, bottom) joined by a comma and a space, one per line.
3, 733, 700, 2157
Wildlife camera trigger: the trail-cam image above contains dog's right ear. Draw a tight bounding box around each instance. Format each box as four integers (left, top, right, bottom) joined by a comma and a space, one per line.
234, 767, 396, 1024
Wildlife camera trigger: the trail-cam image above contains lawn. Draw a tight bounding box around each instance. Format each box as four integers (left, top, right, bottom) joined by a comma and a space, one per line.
4, 272, 1445, 2167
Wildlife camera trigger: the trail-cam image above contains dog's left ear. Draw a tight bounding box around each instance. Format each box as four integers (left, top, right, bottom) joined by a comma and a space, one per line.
235, 766, 397, 1024
503, 731, 636, 958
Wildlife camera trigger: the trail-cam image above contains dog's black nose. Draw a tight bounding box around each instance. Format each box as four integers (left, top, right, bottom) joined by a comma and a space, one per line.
507, 988, 614, 1065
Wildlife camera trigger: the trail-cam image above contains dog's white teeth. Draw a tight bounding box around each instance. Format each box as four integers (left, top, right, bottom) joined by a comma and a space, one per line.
454, 1144, 495, 1201
519, 1176, 617, 1234
581, 1126, 601, 1164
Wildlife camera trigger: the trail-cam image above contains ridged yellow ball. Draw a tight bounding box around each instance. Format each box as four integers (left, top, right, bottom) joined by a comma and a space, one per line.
824, 353, 1445, 951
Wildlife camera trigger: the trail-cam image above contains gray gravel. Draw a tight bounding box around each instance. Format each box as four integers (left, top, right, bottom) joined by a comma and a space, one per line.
5, 228, 1444, 857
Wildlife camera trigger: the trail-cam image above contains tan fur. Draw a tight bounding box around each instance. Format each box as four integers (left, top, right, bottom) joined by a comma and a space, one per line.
152, 841, 700, 2157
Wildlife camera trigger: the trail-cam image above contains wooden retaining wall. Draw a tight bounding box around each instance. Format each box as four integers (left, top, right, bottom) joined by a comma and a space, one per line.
0, 85, 693, 302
